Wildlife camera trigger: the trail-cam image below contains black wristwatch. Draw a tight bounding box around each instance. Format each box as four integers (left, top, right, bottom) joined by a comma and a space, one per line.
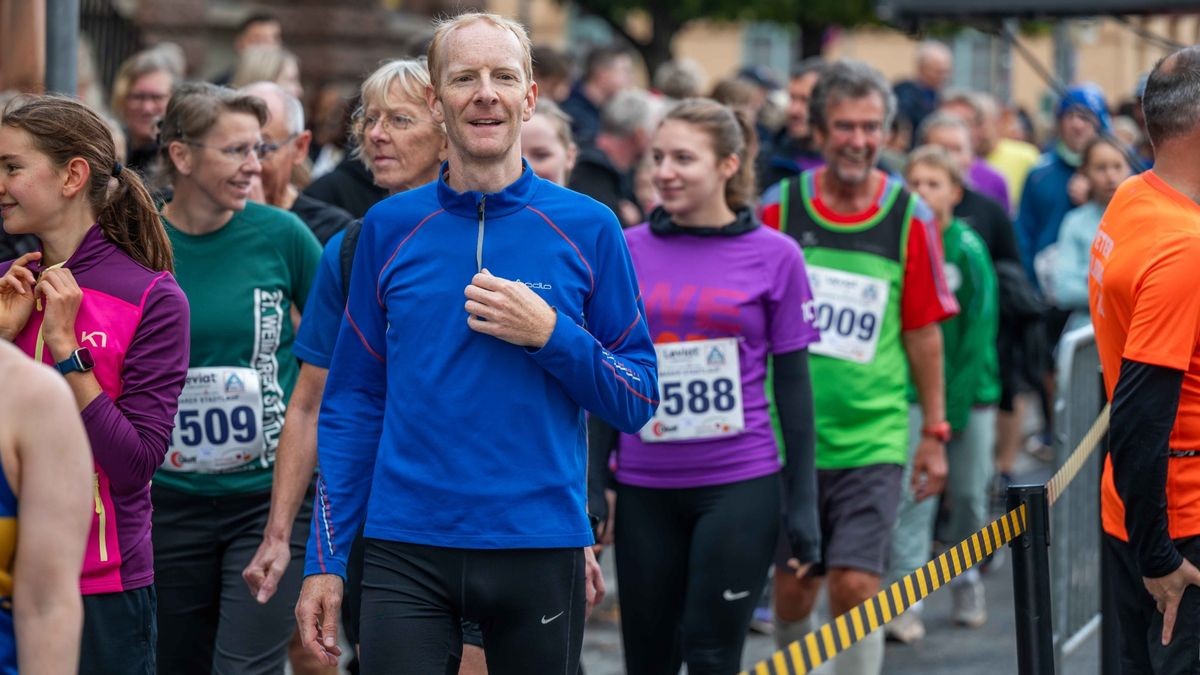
56, 347, 95, 376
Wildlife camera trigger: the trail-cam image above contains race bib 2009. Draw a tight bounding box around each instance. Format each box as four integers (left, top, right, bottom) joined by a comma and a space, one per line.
163, 367, 264, 474
639, 338, 745, 443
806, 266, 889, 364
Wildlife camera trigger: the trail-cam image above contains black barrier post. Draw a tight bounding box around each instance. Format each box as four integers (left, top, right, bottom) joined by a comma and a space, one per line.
1009, 484, 1055, 675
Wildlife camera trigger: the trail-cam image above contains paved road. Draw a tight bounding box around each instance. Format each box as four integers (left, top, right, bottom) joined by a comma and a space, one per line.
582, 444, 1104, 675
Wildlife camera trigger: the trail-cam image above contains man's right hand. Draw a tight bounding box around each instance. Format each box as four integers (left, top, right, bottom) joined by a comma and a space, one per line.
1144, 557, 1200, 645
242, 534, 291, 603
296, 574, 344, 666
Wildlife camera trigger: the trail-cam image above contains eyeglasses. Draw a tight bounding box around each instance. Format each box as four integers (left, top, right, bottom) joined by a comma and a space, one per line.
356, 112, 432, 134
259, 133, 301, 158
183, 140, 267, 162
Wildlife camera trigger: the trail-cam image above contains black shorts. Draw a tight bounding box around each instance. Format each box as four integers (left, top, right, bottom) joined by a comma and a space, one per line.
358, 540, 584, 675
80, 585, 157, 675
777, 464, 904, 576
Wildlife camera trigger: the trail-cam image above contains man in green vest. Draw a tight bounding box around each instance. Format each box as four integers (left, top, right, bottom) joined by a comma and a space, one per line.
762, 58, 959, 675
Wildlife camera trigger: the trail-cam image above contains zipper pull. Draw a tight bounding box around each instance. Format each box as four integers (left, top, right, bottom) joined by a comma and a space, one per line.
476, 196, 486, 273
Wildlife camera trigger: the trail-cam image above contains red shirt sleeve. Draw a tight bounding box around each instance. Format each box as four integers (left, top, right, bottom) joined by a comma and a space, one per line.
902, 212, 959, 330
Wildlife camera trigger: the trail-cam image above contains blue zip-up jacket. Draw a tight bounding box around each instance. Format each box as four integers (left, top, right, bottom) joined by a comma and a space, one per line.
1015, 147, 1075, 284
306, 162, 659, 578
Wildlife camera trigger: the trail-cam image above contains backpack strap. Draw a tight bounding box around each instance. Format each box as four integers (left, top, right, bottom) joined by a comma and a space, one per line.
339, 218, 363, 304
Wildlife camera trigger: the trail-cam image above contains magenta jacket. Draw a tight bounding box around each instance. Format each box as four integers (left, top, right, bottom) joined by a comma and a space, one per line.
1, 225, 189, 594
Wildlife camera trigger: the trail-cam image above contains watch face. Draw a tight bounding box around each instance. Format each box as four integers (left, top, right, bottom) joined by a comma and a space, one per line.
76, 348, 95, 370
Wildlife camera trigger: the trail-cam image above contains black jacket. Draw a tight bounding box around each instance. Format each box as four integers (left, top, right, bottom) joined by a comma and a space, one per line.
302, 157, 388, 220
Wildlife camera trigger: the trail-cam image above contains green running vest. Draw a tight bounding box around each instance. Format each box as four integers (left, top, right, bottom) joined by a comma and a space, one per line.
780, 171, 917, 469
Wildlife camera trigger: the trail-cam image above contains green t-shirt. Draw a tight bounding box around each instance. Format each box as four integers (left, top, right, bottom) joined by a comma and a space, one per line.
156, 201, 321, 496
937, 218, 1000, 431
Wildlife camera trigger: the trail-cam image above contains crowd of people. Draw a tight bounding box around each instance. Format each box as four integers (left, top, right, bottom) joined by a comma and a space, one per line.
0, 7, 1197, 675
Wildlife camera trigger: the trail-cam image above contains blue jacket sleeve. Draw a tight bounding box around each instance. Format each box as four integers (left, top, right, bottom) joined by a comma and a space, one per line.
1015, 172, 1040, 282
527, 213, 658, 434
304, 214, 386, 579
292, 232, 346, 370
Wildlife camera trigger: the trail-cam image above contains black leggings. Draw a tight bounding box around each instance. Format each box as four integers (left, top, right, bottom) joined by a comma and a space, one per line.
615, 473, 780, 675
358, 540, 585, 675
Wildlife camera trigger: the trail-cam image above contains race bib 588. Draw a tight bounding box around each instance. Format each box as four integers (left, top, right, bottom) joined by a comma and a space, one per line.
639, 337, 745, 443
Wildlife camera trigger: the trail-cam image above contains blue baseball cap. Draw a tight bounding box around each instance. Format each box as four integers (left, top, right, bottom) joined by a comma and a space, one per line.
1056, 84, 1111, 132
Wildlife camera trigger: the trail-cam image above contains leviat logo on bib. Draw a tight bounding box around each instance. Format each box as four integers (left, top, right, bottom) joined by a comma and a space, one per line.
639, 337, 745, 443
806, 266, 888, 365
163, 366, 265, 474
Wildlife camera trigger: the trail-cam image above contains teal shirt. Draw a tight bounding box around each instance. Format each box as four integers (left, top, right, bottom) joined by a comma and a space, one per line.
157, 202, 321, 495
930, 218, 1000, 431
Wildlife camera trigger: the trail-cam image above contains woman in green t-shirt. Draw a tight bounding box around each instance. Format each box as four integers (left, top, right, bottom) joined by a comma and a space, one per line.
153, 82, 322, 675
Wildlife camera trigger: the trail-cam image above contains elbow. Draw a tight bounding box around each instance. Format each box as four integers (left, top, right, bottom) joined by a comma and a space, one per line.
112, 441, 170, 491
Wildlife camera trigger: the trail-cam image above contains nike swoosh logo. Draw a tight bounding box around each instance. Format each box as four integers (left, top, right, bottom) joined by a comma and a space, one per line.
723, 589, 750, 601
541, 611, 565, 624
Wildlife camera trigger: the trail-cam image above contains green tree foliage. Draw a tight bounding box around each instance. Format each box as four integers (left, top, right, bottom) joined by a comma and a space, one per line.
563, 0, 878, 74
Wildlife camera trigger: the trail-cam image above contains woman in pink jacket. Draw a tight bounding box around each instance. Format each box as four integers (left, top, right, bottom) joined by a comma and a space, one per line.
0, 95, 189, 674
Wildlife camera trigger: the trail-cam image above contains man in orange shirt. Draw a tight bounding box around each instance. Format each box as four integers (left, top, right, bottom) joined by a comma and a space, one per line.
1090, 45, 1200, 674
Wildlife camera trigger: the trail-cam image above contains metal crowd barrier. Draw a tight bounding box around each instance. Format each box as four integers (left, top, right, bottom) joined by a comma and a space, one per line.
1050, 325, 1105, 672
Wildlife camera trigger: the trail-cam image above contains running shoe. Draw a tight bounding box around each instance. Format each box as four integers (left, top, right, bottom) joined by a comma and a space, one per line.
884, 609, 925, 644
952, 579, 987, 628
749, 605, 774, 635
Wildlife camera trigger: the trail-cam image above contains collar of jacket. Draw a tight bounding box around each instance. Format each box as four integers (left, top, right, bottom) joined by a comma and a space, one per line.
648, 205, 759, 237
435, 159, 540, 218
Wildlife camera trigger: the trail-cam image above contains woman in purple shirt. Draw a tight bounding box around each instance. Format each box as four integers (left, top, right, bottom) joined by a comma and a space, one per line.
0, 95, 189, 674
589, 98, 821, 674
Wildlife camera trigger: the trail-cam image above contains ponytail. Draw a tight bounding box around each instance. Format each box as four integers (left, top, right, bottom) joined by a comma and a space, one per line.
1, 95, 173, 272
726, 107, 759, 211
99, 167, 174, 273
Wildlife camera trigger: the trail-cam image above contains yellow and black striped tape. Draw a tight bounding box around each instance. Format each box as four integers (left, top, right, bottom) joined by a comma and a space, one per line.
741, 405, 1111, 675
1046, 403, 1109, 507
741, 505, 1028, 675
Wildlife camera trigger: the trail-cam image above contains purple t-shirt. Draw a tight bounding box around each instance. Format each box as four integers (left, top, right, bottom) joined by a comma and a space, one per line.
616, 223, 820, 489
969, 159, 1012, 214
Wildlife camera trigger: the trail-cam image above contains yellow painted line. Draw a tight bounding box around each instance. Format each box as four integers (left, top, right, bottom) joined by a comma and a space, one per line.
891, 584, 905, 615
920, 561, 935, 593
904, 574, 918, 606
939, 554, 952, 586
950, 546, 963, 576
971, 533, 983, 561
755, 662, 770, 675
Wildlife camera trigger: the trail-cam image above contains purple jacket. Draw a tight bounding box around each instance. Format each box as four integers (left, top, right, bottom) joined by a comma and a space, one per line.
1, 225, 189, 594
969, 159, 1012, 214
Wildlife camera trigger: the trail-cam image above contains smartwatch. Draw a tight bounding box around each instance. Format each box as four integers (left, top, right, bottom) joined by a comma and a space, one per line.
921, 421, 952, 443
56, 347, 95, 376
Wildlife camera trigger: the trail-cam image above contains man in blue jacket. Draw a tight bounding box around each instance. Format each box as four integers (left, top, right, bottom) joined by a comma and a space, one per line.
294, 12, 658, 674
1015, 83, 1109, 285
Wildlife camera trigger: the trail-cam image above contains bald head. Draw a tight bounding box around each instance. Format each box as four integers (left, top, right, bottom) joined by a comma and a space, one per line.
916, 41, 952, 91
238, 80, 310, 207
239, 80, 304, 136
1143, 46, 1200, 149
